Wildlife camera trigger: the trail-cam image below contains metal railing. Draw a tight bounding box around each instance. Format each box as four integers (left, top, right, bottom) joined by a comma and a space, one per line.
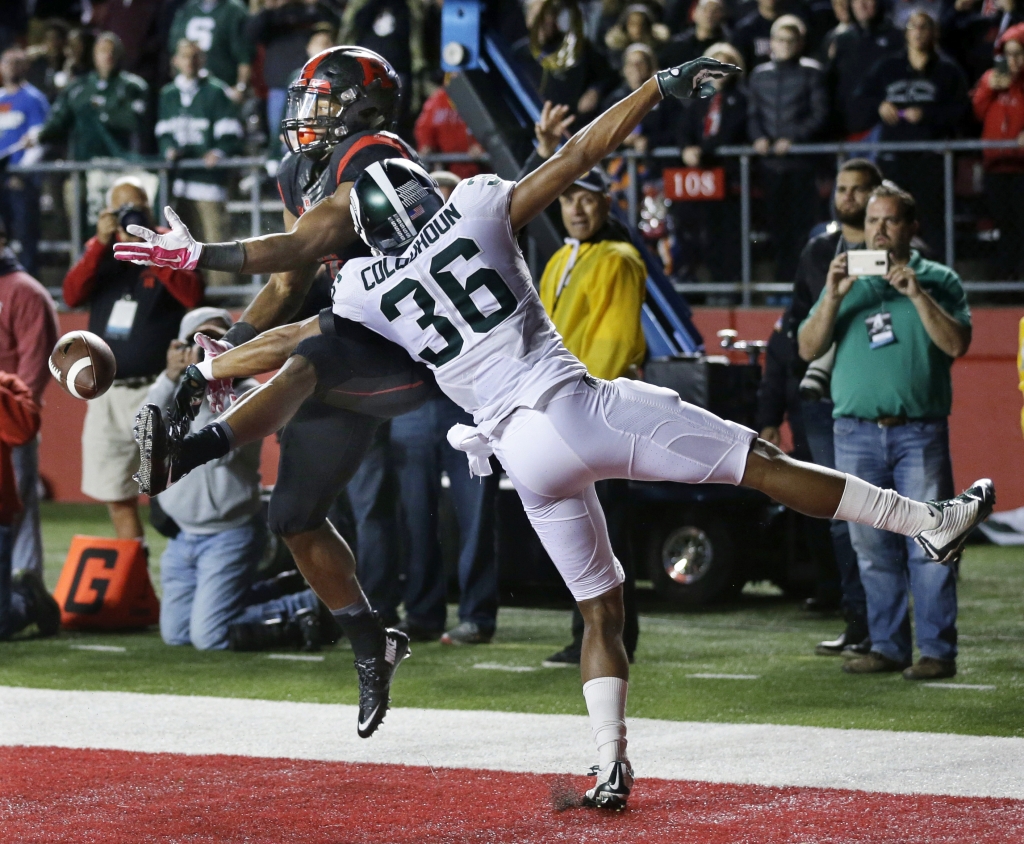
12, 140, 1024, 306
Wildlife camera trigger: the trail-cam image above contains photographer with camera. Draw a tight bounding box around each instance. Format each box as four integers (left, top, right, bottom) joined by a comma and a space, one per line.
798, 183, 972, 681
62, 176, 203, 542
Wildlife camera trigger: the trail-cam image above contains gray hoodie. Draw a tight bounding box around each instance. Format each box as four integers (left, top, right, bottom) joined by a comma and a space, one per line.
143, 373, 263, 535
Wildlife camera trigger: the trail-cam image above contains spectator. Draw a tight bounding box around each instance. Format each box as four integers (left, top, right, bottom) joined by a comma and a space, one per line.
603, 3, 669, 68
90, 0, 166, 94
156, 39, 244, 288
748, 15, 829, 280
62, 176, 203, 543
0, 47, 49, 278
678, 42, 749, 281
659, 0, 730, 68
972, 22, 1024, 279
25, 19, 69, 103
533, 164, 645, 666
941, 0, 1024, 84
733, 0, 807, 70
890, 0, 944, 27
817, 0, 853, 63
338, 0, 427, 138
853, 11, 970, 254
512, 0, 618, 126
168, 0, 253, 99
414, 87, 484, 180
799, 184, 971, 681
144, 307, 326, 651
248, 0, 338, 154
786, 158, 883, 654
0, 216, 59, 581
829, 0, 903, 136
60, 27, 95, 93
34, 32, 149, 160
0, 369, 58, 641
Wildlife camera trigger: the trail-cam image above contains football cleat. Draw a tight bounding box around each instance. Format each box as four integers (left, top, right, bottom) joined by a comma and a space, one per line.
132, 404, 180, 496
582, 760, 634, 811
913, 478, 995, 564
354, 627, 410, 739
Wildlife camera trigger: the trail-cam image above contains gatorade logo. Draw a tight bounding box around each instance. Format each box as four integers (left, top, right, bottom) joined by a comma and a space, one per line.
63, 547, 119, 615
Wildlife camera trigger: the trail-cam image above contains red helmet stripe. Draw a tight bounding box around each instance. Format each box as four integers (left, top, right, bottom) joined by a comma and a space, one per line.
300, 48, 333, 81
355, 55, 396, 89
336, 135, 409, 184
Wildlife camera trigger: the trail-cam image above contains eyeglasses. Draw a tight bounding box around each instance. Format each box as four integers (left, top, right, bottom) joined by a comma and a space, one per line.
1004, 47, 1024, 58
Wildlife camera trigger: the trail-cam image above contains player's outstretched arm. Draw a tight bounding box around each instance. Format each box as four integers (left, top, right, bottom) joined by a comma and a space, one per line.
508, 58, 739, 233
203, 315, 322, 379
113, 182, 358, 276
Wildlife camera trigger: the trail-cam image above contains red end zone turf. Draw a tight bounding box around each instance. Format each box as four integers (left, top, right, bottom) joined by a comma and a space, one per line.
2, 746, 1022, 843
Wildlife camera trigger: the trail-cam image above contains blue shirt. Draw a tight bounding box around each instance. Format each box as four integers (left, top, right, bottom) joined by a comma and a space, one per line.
0, 83, 49, 164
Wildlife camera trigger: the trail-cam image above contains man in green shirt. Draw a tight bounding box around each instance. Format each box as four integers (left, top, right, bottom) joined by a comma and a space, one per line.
799, 183, 972, 681
167, 0, 253, 98
35, 32, 148, 160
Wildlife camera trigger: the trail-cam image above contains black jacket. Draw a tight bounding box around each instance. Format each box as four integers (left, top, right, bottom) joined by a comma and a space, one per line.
829, 19, 903, 134
247, 1, 338, 89
678, 85, 749, 183
747, 57, 830, 144
852, 51, 970, 141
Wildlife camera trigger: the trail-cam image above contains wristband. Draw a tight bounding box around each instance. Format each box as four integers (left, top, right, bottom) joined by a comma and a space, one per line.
223, 321, 258, 347
198, 241, 246, 273
195, 359, 215, 381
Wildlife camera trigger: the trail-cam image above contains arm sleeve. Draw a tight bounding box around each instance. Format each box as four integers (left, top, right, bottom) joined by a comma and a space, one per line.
9, 284, 59, 403
414, 99, 438, 151
747, 77, 766, 139
62, 237, 108, 307
212, 88, 244, 155
155, 89, 174, 156
574, 249, 647, 380
0, 374, 40, 447
36, 87, 73, 143
922, 64, 969, 134
232, 5, 255, 66
154, 266, 204, 309
972, 71, 997, 122
851, 60, 886, 130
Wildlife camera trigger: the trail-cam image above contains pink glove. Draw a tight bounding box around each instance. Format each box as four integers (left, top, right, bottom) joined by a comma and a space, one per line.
193, 332, 235, 413
113, 206, 203, 270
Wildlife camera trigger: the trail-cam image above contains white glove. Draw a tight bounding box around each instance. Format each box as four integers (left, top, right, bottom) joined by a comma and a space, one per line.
193, 333, 235, 413
113, 206, 203, 270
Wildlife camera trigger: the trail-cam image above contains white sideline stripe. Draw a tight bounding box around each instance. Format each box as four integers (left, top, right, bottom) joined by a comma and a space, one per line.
473, 663, 537, 673
1, 686, 1023, 800
924, 683, 997, 691
687, 673, 760, 680
266, 654, 325, 663
69, 645, 126, 653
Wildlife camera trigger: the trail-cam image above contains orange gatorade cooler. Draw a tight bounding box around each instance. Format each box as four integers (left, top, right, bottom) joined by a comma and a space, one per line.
53, 536, 160, 629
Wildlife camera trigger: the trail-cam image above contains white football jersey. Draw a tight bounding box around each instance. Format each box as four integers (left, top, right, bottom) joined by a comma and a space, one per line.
332, 176, 587, 434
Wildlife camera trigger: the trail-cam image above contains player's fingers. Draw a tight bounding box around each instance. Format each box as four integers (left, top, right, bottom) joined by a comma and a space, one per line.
164, 205, 186, 233
125, 224, 157, 242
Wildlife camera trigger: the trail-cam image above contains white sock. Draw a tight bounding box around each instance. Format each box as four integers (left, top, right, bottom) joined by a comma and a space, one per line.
834, 475, 941, 536
582, 677, 628, 767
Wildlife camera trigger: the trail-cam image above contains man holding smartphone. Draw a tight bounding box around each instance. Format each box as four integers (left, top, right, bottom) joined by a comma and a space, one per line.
798, 183, 972, 681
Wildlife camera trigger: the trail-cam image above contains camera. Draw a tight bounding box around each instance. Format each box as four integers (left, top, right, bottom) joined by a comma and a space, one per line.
116, 203, 149, 231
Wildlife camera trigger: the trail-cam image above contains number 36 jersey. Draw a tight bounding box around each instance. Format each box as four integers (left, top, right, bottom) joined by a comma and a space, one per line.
331, 176, 587, 434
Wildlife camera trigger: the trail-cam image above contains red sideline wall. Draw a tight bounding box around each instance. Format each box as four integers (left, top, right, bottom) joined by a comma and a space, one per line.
41, 308, 1022, 509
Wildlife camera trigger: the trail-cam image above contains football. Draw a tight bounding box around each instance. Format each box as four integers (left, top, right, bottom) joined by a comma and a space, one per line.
48, 330, 117, 400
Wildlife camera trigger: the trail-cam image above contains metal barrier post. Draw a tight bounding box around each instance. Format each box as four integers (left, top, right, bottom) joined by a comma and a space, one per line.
158, 168, 170, 225
740, 154, 751, 306
943, 149, 955, 268
627, 155, 639, 229
70, 169, 83, 262
250, 165, 263, 289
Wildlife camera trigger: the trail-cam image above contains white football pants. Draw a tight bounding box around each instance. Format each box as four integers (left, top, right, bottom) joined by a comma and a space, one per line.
489, 377, 756, 602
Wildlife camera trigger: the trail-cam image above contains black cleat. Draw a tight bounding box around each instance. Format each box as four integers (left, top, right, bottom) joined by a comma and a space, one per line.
132, 404, 179, 496
14, 570, 60, 637
913, 478, 995, 564
582, 760, 634, 811
354, 627, 410, 739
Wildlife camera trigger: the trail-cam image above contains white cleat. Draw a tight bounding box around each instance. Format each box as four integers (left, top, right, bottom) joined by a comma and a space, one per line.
914, 478, 995, 565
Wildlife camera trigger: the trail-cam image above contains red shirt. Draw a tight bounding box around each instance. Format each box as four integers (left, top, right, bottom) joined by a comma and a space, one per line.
972, 70, 1024, 173
413, 89, 481, 180
0, 265, 60, 404
0, 372, 40, 525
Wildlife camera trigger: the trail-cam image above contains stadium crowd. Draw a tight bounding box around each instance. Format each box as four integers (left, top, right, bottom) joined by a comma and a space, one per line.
0, 0, 1001, 681
0, 0, 1023, 284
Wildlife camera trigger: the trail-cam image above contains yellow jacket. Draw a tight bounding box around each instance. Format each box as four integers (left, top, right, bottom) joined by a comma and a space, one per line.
539, 237, 647, 380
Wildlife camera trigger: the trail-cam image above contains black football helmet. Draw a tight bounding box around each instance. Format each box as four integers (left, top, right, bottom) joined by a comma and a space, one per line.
282, 47, 401, 159
350, 159, 445, 256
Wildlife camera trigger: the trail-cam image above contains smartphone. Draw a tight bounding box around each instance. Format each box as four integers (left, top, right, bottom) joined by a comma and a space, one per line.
995, 55, 1010, 76
847, 250, 889, 277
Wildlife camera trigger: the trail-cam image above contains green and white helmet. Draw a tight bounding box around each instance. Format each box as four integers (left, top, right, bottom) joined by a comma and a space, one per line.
350, 159, 445, 256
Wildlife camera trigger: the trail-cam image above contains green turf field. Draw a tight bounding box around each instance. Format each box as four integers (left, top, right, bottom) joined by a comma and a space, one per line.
3, 503, 1022, 738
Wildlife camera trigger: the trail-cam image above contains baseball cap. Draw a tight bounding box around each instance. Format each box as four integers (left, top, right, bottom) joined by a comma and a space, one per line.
571, 167, 609, 195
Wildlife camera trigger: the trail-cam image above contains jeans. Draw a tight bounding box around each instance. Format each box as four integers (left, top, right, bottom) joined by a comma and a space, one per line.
11, 437, 43, 577
833, 417, 957, 663
0, 174, 41, 276
160, 516, 268, 650
390, 397, 499, 632
267, 88, 287, 157
0, 524, 29, 640
348, 424, 401, 625
802, 400, 866, 624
